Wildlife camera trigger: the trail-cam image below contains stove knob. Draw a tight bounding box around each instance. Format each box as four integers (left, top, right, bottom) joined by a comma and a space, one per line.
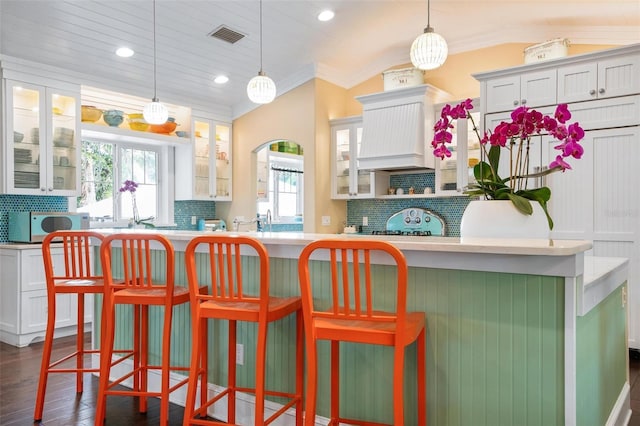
415, 217, 421, 224
404, 217, 411, 224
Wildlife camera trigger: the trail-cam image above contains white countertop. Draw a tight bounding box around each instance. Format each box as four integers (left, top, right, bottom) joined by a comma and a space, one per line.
89, 229, 592, 256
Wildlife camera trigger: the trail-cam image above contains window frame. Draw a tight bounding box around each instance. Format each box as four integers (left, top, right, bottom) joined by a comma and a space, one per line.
71, 136, 174, 228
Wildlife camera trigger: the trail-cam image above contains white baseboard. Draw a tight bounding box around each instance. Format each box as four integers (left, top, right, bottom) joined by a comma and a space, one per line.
91, 354, 330, 425
605, 382, 631, 426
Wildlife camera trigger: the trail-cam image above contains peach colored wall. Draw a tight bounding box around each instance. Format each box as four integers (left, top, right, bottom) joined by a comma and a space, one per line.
345, 43, 617, 115
219, 79, 350, 233
217, 81, 316, 229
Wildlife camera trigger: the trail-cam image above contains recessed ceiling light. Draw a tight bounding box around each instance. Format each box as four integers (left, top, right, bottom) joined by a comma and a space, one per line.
318, 10, 334, 22
214, 75, 229, 84
116, 47, 135, 58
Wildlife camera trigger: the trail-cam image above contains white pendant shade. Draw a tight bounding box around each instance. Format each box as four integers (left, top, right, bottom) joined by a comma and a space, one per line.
247, 72, 276, 104
143, 99, 168, 124
410, 28, 448, 70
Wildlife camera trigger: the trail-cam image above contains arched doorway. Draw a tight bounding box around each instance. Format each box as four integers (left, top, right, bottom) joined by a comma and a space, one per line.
255, 140, 303, 231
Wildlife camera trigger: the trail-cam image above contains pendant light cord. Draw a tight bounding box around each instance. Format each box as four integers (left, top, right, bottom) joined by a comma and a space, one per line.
427, 0, 431, 29
259, 0, 264, 73
152, 0, 158, 101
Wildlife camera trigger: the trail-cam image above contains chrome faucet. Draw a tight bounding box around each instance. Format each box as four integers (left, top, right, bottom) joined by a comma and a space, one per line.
266, 209, 272, 232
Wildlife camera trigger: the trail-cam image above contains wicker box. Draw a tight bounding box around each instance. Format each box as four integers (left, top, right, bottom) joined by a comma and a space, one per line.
382, 67, 424, 91
524, 38, 570, 64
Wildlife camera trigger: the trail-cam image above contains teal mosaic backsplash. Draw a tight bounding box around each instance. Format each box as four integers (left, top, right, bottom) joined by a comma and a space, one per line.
171, 200, 216, 230
347, 173, 471, 237
0, 195, 68, 242
0, 197, 214, 241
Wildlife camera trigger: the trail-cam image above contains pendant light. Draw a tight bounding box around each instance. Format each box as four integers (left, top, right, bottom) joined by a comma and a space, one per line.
143, 0, 168, 124
247, 0, 276, 104
410, 0, 448, 70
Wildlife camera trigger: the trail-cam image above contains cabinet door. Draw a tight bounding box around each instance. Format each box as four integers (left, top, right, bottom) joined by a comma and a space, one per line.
520, 69, 557, 108
331, 122, 353, 198
4, 80, 46, 195
557, 62, 599, 103
213, 123, 232, 200
192, 119, 213, 199
485, 75, 521, 113
597, 55, 640, 100
48, 87, 80, 195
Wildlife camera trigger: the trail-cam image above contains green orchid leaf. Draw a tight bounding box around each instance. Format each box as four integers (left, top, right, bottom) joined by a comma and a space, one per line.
507, 193, 533, 215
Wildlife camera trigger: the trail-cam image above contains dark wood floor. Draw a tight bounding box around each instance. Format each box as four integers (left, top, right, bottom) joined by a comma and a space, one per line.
1, 333, 639, 425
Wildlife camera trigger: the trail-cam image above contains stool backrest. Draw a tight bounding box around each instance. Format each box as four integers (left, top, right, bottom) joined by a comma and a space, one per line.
100, 233, 175, 291
185, 235, 270, 307
298, 239, 408, 324
42, 230, 104, 282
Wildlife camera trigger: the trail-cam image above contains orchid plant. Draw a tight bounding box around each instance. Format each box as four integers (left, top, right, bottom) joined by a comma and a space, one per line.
432, 99, 585, 229
119, 180, 155, 227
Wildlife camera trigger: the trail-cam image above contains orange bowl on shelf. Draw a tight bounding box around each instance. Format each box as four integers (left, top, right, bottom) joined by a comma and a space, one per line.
149, 121, 177, 134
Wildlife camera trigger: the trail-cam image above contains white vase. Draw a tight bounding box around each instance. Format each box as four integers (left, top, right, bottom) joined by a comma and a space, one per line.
460, 199, 550, 240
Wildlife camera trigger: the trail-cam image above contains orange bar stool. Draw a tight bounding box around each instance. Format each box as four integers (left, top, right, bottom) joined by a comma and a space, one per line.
95, 233, 202, 425
183, 235, 303, 425
298, 239, 427, 426
34, 230, 111, 422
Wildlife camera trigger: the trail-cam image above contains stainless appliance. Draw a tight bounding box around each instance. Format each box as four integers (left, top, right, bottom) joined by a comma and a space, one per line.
371, 208, 446, 237
203, 219, 227, 232
8, 212, 89, 243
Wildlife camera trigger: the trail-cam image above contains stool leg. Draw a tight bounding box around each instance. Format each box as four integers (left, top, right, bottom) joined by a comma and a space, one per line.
33, 292, 57, 421
254, 319, 268, 425
228, 320, 237, 424
76, 293, 85, 392
184, 310, 200, 424
330, 340, 340, 422
200, 316, 208, 411
140, 305, 149, 414
304, 337, 318, 426
160, 303, 174, 425
95, 298, 116, 425
417, 328, 427, 426
393, 343, 405, 426
295, 309, 303, 426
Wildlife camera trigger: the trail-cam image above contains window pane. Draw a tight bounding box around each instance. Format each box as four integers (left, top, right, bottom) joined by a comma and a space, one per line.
120, 147, 158, 221
77, 141, 114, 219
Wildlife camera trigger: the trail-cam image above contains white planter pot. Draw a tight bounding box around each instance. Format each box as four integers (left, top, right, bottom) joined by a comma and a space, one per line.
460, 200, 550, 240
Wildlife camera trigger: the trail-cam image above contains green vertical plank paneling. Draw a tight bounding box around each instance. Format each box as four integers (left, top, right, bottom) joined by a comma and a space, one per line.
96, 248, 567, 426
576, 284, 627, 426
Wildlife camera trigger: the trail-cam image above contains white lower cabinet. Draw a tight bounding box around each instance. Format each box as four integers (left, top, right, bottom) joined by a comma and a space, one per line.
0, 246, 92, 347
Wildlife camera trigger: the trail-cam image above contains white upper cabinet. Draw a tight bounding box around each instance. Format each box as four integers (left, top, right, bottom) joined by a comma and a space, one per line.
2, 79, 80, 196
484, 69, 557, 113
175, 118, 232, 201
557, 54, 640, 103
330, 116, 387, 199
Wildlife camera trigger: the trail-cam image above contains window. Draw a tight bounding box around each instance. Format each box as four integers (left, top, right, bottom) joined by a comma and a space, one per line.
76, 139, 171, 226
256, 144, 303, 223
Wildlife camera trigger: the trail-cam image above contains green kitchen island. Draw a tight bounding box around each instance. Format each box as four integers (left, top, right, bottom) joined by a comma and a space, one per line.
92, 230, 631, 426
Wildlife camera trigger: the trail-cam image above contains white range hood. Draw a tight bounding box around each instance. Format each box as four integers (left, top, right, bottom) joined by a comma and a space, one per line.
356, 84, 450, 171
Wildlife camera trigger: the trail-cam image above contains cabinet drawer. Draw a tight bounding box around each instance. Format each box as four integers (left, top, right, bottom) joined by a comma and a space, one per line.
20, 248, 64, 292
569, 95, 640, 130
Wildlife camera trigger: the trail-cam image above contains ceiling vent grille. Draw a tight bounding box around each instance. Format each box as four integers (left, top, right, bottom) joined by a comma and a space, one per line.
208, 25, 246, 44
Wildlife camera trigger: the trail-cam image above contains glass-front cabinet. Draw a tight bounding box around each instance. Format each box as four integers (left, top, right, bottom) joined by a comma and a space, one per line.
3, 79, 80, 195
434, 99, 481, 195
175, 117, 232, 201
330, 116, 383, 199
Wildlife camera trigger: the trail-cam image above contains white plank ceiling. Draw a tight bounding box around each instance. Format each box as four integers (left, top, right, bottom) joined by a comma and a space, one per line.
1, 0, 639, 118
